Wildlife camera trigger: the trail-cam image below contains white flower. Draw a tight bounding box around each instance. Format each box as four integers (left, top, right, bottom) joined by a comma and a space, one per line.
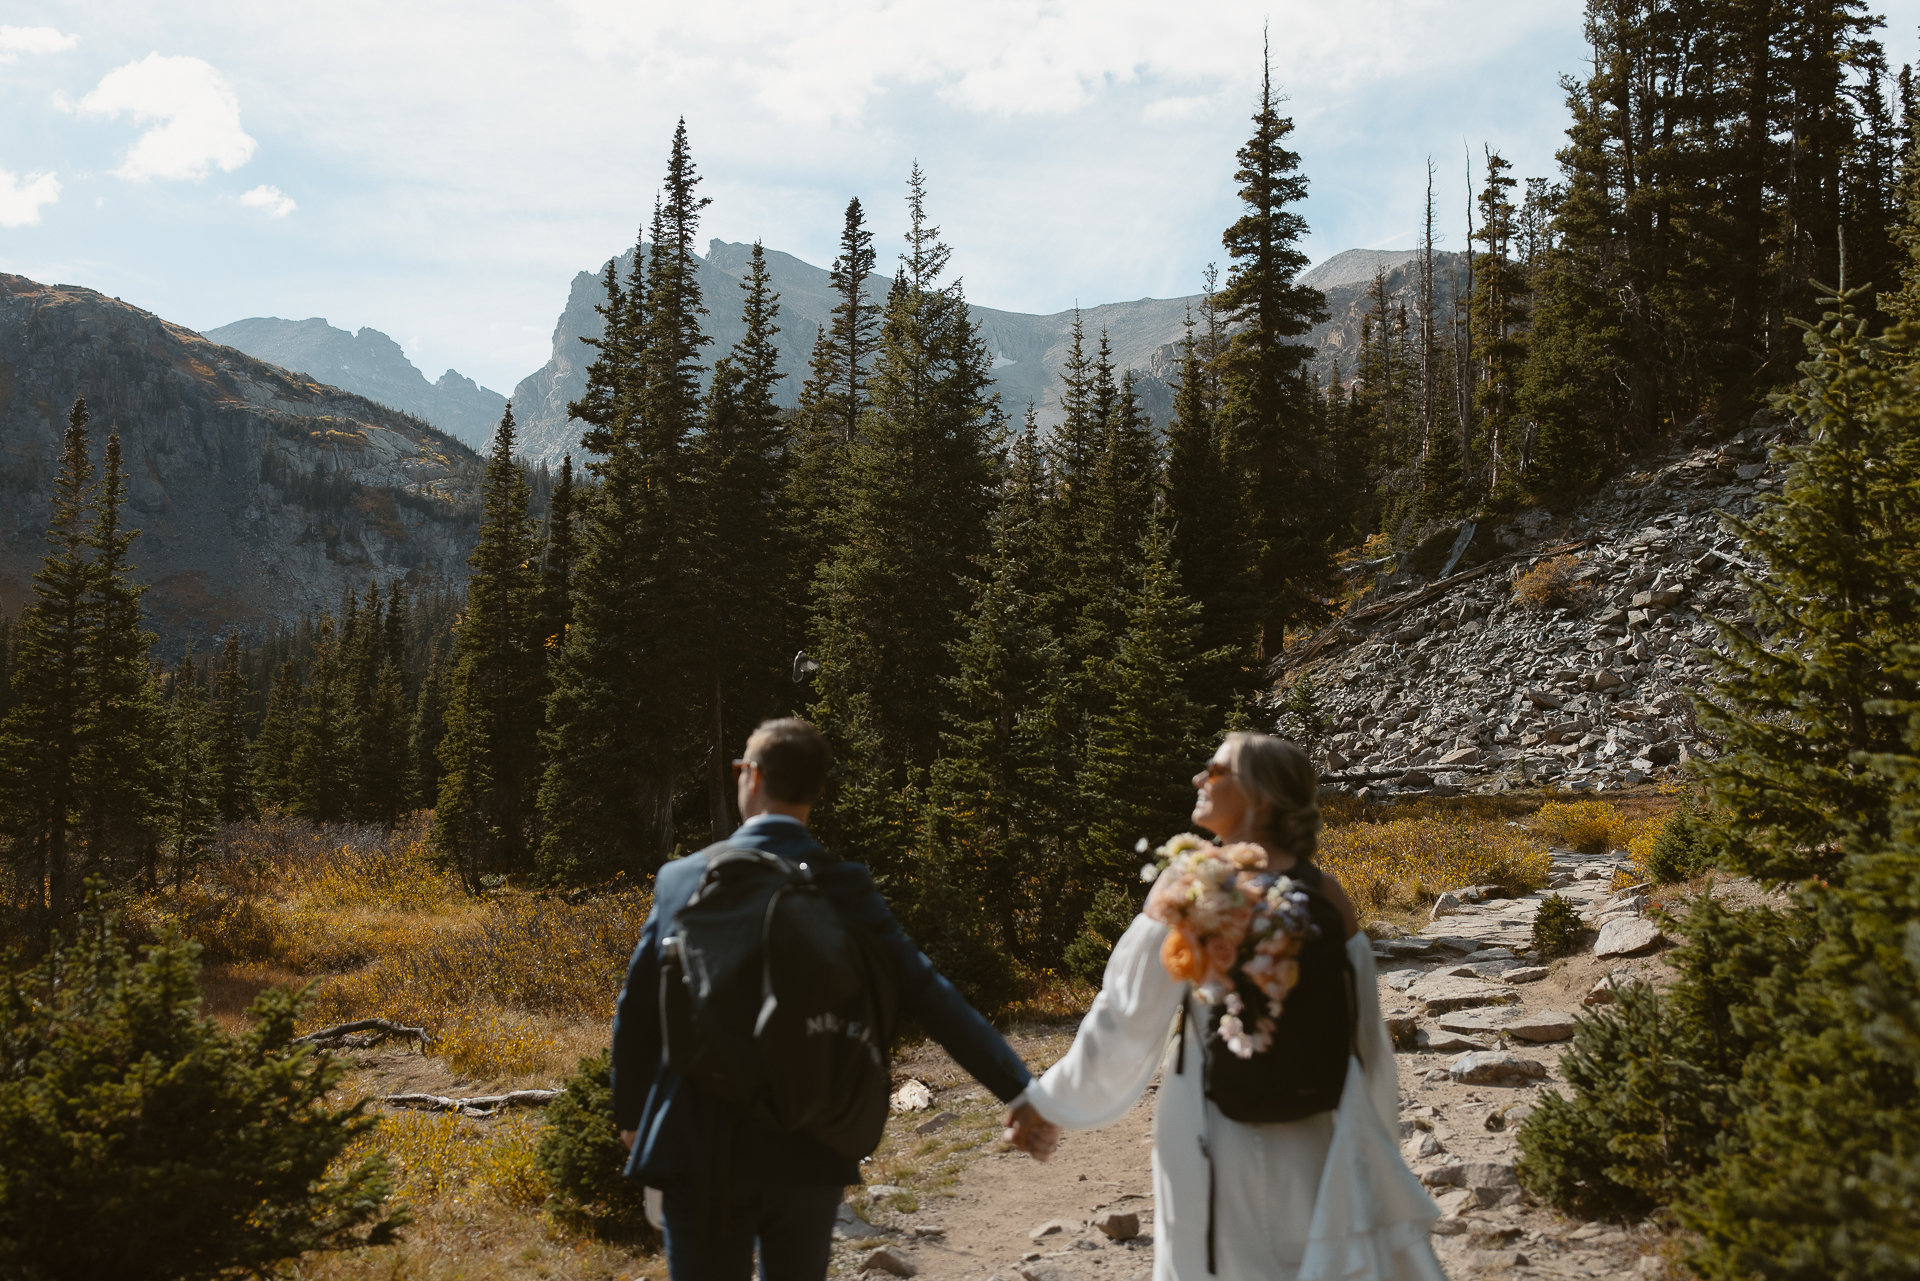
1136, 837, 1151, 854
1140, 863, 1158, 882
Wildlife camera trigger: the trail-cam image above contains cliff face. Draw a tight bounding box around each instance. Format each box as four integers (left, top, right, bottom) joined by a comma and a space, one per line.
0, 275, 483, 643
508, 239, 1192, 463
202, 316, 508, 448
508, 241, 1473, 464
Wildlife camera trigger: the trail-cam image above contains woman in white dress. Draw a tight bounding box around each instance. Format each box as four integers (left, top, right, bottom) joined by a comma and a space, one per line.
1004, 733, 1446, 1281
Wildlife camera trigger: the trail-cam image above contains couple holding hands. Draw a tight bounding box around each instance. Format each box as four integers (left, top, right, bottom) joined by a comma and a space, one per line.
613, 720, 1445, 1281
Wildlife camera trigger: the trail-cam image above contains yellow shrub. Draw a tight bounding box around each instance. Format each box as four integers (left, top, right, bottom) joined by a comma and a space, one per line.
346, 1109, 550, 1207
1318, 817, 1551, 915
1533, 800, 1627, 854
1512, 555, 1596, 613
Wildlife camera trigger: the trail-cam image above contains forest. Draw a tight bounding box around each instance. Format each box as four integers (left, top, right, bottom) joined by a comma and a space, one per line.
2, 2, 1919, 1275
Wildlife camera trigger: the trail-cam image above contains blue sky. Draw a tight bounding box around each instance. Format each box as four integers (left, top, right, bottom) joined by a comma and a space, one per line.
5, 1, 1918, 395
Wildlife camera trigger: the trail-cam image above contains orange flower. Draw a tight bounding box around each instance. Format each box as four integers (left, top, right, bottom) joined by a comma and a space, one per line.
1160, 926, 1208, 984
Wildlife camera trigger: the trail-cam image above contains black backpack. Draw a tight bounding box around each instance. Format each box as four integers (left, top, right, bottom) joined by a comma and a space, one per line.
1177, 862, 1357, 1124
658, 845, 897, 1158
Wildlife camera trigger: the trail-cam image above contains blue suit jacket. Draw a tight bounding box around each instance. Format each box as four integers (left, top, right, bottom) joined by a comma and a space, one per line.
611, 815, 1032, 1187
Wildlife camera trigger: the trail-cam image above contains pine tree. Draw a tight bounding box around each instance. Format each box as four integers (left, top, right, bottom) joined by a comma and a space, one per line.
251, 660, 303, 809
788, 198, 880, 579
540, 122, 713, 880
1469, 149, 1532, 493
0, 399, 98, 920
435, 404, 546, 876
1081, 521, 1213, 871
693, 242, 794, 839
808, 165, 1005, 883
358, 662, 412, 829
538, 454, 577, 650
929, 498, 1076, 970
1694, 285, 1920, 883
160, 651, 218, 890
1212, 42, 1334, 657
1164, 315, 1261, 724
209, 633, 254, 822
290, 615, 352, 824
1070, 522, 1214, 975
409, 641, 451, 809
79, 432, 166, 877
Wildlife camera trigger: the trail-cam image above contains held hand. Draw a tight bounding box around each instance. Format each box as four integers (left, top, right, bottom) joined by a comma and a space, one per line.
1002, 1101, 1060, 1162
620, 1129, 637, 1152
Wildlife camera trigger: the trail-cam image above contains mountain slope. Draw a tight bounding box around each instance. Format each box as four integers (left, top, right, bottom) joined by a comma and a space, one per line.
0, 275, 484, 640
203, 316, 507, 448
510, 240, 1472, 465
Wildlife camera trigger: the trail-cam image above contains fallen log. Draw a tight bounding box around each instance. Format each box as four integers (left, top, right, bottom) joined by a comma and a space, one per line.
291, 1018, 433, 1054
382, 1088, 564, 1117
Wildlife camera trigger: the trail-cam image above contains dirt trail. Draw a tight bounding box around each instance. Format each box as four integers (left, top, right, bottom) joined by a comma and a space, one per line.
839, 852, 1689, 1280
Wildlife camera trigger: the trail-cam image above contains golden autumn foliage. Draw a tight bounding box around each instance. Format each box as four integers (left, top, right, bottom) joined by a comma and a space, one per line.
1317, 816, 1551, 916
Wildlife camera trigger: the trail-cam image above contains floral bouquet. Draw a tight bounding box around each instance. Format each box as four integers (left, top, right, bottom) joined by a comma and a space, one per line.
1139, 833, 1318, 1058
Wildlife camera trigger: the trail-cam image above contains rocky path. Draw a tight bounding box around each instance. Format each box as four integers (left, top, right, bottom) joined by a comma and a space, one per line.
836, 848, 1678, 1280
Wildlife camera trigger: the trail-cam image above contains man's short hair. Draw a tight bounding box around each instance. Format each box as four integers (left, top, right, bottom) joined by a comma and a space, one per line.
746, 719, 833, 804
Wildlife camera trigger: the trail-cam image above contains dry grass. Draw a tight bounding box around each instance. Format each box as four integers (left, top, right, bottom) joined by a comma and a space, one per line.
1318, 817, 1552, 921
111, 813, 662, 1276
1512, 554, 1596, 613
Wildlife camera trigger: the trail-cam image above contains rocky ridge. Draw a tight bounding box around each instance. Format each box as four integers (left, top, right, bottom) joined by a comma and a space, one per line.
509, 241, 1467, 466
1280, 417, 1798, 800
203, 316, 508, 449
0, 275, 483, 640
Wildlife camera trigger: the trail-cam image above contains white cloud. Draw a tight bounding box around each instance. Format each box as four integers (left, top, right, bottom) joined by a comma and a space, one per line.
0, 25, 79, 63
240, 183, 295, 216
0, 169, 61, 227
76, 54, 256, 182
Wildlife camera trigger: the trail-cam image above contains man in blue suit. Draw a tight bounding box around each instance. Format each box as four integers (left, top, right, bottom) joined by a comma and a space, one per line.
613, 718, 1045, 1279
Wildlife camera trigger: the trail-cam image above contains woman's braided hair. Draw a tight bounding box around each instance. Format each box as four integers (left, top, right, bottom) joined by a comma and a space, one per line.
1222, 731, 1321, 863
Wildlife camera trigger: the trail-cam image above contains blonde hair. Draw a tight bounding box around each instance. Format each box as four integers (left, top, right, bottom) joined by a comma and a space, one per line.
1221, 731, 1321, 862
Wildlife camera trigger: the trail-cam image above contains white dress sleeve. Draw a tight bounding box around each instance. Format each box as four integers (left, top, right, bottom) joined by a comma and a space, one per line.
1025, 914, 1183, 1130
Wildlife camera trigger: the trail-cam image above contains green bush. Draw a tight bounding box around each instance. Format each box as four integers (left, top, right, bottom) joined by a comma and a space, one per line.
1063, 881, 1139, 982
1644, 796, 1718, 885
0, 891, 404, 1280
1531, 893, 1585, 958
536, 1048, 654, 1238
1517, 894, 1796, 1221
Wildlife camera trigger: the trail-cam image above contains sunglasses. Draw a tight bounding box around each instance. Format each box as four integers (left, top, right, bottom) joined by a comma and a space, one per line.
1200, 761, 1232, 781
731, 758, 760, 776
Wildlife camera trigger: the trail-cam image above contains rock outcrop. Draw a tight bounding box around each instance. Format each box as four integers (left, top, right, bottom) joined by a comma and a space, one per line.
203, 316, 508, 448
1281, 416, 1798, 799
0, 275, 483, 641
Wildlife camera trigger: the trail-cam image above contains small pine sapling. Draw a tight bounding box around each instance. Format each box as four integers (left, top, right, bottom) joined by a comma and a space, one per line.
1530, 893, 1585, 958
536, 1049, 654, 1239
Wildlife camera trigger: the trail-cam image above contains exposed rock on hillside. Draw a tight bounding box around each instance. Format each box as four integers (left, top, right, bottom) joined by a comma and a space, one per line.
203, 316, 507, 448
0, 275, 483, 640
1279, 418, 1796, 798
509, 238, 1188, 464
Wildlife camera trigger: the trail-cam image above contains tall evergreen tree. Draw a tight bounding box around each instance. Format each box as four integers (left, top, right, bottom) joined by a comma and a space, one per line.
251, 661, 303, 810
693, 243, 794, 839
209, 633, 254, 822
0, 399, 98, 920
538, 454, 577, 650
409, 642, 451, 809
788, 198, 880, 577
1212, 44, 1333, 657
435, 404, 546, 876
808, 165, 1005, 883
929, 497, 1075, 970
160, 651, 218, 890
290, 616, 352, 824
541, 122, 712, 880
1164, 315, 1260, 723
79, 432, 165, 876
1694, 284, 1920, 883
